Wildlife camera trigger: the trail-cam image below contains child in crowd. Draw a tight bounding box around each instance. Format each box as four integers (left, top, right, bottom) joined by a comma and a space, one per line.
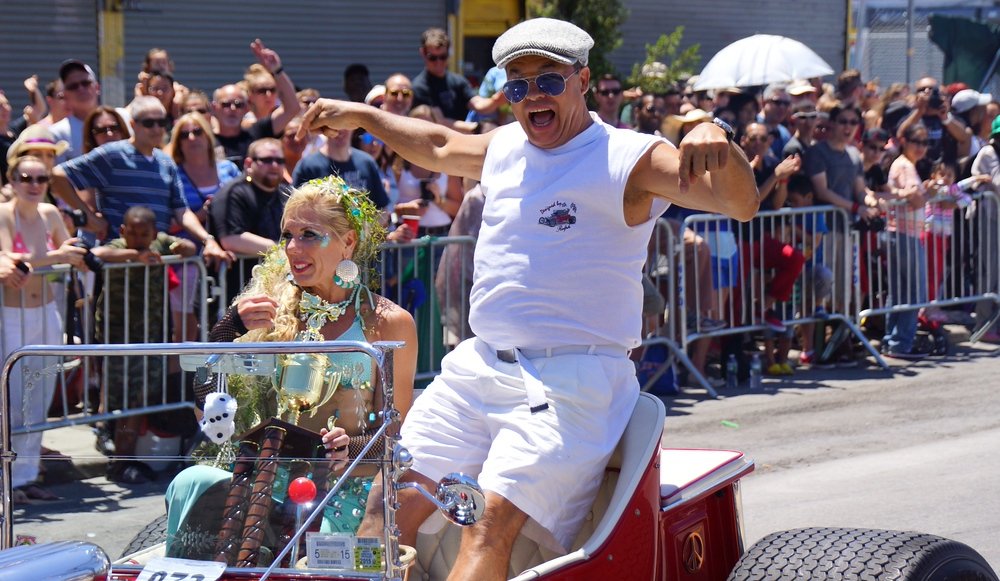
922, 160, 988, 321
92, 206, 195, 484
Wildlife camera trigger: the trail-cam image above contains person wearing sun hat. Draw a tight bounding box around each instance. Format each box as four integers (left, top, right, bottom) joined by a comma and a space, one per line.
1, 124, 71, 202
661, 107, 712, 145
301, 17, 757, 577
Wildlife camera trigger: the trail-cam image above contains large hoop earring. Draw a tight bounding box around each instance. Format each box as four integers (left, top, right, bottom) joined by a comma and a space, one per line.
334, 258, 360, 288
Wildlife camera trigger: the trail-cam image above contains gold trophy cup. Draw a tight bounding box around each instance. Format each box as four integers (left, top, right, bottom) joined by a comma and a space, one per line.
275, 353, 340, 425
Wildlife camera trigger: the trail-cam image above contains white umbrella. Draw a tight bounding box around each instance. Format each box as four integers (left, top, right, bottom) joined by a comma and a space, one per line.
693, 34, 834, 91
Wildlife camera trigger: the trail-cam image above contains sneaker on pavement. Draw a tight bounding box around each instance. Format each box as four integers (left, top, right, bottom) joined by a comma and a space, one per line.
766, 363, 785, 376
813, 306, 829, 320
699, 317, 727, 332
799, 350, 834, 369
882, 348, 927, 361
763, 309, 787, 333
778, 362, 794, 375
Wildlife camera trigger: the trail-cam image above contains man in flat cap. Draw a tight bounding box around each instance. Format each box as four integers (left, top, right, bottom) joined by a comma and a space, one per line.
302, 17, 757, 580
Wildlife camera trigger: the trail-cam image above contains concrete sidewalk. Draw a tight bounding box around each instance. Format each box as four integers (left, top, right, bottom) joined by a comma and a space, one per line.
40, 424, 109, 483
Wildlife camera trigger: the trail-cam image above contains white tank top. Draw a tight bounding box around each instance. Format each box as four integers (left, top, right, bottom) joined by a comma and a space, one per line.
470, 113, 670, 350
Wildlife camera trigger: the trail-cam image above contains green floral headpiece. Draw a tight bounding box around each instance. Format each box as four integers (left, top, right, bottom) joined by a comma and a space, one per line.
302, 176, 386, 287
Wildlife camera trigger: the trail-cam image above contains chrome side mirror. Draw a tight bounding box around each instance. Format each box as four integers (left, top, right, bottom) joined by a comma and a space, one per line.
436, 473, 486, 526
394, 467, 486, 527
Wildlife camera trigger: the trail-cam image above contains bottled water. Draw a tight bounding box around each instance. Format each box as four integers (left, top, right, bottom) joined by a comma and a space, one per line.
725, 354, 738, 389
749, 353, 762, 390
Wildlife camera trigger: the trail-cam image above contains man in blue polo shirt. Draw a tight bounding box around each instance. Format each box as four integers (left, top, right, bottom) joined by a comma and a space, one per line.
50, 96, 232, 266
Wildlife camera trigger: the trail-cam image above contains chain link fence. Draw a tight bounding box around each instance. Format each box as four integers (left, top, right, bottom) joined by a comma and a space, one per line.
855, 6, 945, 86
853, 2, 1000, 95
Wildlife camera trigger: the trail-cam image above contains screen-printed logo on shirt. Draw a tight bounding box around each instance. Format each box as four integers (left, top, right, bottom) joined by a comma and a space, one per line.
538, 201, 577, 231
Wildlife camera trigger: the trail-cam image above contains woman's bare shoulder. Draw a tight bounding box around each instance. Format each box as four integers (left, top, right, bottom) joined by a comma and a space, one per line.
364, 293, 416, 341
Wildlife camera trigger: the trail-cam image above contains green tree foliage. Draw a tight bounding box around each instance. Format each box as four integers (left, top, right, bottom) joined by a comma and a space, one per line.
627, 26, 701, 94
526, 0, 628, 79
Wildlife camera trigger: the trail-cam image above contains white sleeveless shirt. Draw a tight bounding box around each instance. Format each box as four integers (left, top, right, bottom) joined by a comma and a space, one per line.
470, 113, 670, 350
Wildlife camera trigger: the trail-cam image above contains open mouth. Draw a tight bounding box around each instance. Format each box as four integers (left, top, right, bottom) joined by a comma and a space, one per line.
291, 262, 312, 276
528, 108, 556, 127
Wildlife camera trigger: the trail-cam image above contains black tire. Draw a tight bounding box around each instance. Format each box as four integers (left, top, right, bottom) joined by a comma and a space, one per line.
728, 527, 998, 580
120, 514, 168, 558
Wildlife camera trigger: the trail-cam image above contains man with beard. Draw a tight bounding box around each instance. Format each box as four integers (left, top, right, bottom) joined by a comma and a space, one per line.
210, 138, 289, 255
210, 137, 290, 301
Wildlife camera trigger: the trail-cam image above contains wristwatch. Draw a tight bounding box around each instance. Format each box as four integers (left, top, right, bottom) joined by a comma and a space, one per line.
712, 117, 735, 143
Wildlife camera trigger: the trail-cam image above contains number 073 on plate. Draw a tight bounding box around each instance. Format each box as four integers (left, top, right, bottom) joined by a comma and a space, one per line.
135, 557, 226, 581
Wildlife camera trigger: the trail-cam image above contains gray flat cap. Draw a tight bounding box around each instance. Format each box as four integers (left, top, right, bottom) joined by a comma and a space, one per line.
493, 18, 594, 69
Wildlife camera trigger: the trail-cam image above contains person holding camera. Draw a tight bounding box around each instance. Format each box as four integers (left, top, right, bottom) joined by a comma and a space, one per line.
895, 77, 971, 175
0, 154, 89, 503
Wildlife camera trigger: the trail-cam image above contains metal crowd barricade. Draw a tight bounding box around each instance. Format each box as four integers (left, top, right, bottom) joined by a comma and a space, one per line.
377, 235, 477, 384
84, 255, 210, 425
666, 206, 887, 391
215, 236, 477, 385
643, 218, 716, 396
0, 256, 211, 437
861, 190, 1000, 343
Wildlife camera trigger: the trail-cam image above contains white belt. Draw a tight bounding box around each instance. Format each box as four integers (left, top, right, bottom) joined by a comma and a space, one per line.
493, 344, 628, 414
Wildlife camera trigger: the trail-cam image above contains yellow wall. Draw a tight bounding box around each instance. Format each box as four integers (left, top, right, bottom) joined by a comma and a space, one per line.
462, 0, 521, 37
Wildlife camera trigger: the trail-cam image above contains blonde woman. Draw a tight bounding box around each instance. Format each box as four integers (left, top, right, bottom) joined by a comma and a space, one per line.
164, 112, 240, 340
164, 177, 417, 557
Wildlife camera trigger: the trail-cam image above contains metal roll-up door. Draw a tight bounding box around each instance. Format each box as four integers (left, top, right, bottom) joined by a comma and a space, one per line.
122, 0, 446, 101
0, 0, 99, 112
613, 0, 847, 82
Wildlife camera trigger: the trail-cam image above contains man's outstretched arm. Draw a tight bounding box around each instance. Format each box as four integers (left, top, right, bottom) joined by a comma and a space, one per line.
299, 99, 494, 181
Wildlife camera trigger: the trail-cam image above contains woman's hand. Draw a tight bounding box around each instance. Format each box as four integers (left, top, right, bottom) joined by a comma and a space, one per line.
320, 426, 350, 471
236, 294, 278, 329
55, 238, 88, 269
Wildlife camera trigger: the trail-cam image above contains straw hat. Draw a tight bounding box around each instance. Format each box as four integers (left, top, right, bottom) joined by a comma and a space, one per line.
661, 108, 713, 145
6, 124, 69, 164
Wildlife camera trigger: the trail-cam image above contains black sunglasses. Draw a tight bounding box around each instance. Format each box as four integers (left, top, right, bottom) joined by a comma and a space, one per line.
137, 117, 169, 128
92, 123, 122, 135
180, 127, 205, 139
16, 174, 50, 186
503, 69, 580, 104
218, 99, 247, 110
253, 156, 285, 165
64, 79, 94, 92
425, 53, 448, 63
252, 86, 276, 96
596, 88, 622, 97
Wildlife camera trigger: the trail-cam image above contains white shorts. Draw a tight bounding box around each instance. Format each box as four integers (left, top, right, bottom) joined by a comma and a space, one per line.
400, 337, 639, 553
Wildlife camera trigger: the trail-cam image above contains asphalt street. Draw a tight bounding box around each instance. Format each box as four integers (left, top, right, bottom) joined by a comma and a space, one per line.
660, 335, 1000, 570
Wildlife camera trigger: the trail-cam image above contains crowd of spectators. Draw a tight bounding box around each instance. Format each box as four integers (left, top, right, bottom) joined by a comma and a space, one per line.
3, 26, 1000, 494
